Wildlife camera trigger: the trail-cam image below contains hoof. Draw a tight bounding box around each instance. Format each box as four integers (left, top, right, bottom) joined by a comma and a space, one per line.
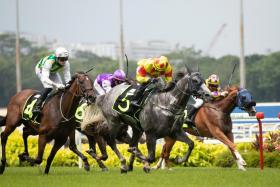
84, 164, 90, 172
18, 153, 28, 162
143, 166, 150, 173
101, 167, 109, 172
0, 165, 5, 174
173, 156, 182, 164
120, 168, 128, 174
127, 165, 133, 172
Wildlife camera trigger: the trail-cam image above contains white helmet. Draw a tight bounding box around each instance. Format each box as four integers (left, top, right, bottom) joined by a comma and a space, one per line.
55, 47, 69, 58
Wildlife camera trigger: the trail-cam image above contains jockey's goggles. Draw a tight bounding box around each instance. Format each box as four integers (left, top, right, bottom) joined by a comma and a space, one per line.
58, 57, 68, 61
209, 84, 218, 88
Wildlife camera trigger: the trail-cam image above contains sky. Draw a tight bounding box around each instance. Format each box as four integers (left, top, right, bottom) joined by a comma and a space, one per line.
1, 0, 280, 57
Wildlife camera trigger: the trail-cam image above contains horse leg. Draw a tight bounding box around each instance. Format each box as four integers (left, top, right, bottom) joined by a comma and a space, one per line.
127, 128, 145, 171
153, 137, 176, 170
86, 135, 108, 172
33, 135, 47, 165
226, 132, 247, 171
0, 124, 18, 174
167, 115, 194, 165
0, 115, 21, 174
44, 138, 66, 174
107, 138, 128, 173
68, 130, 90, 172
143, 133, 158, 173
209, 126, 246, 171
173, 129, 194, 164
18, 126, 37, 165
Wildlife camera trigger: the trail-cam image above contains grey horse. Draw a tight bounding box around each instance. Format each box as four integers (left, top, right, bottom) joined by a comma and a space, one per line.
96, 70, 211, 173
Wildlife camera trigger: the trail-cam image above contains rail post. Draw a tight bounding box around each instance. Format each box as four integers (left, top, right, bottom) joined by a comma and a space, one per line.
256, 112, 264, 170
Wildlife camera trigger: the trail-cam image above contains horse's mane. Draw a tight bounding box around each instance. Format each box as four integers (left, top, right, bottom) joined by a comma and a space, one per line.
224, 85, 240, 93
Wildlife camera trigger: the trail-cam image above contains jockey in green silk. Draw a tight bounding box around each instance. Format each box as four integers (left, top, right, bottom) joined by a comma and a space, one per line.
32, 47, 71, 114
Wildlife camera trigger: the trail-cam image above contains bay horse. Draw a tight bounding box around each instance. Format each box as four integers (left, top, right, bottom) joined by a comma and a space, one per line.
93, 70, 212, 173
0, 72, 95, 174
17, 119, 132, 172
154, 85, 256, 171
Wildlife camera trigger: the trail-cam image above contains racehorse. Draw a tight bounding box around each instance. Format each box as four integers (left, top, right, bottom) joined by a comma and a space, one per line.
154, 85, 256, 171
94, 69, 212, 173
18, 119, 132, 172
0, 72, 95, 174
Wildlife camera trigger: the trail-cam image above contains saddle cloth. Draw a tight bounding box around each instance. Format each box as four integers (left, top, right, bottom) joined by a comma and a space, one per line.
112, 85, 155, 122
22, 93, 87, 124
22, 93, 41, 123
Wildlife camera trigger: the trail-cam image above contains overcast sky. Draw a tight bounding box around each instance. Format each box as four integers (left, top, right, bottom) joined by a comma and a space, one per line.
1, 0, 279, 57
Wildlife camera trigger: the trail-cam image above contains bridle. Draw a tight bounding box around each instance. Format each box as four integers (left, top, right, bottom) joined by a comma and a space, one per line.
59, 74, 94, 122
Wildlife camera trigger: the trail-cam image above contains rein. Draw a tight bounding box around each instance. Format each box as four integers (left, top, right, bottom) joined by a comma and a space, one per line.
59, 92, 75, 122
59, 78, 89, 122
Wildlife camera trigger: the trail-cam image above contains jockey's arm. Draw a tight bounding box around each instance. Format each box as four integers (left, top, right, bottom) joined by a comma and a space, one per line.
63, 61, 71, 83
136, 66, 150, 84
41, 60, 58, 87
102, 80, 112, 93
164, 63, 173, 83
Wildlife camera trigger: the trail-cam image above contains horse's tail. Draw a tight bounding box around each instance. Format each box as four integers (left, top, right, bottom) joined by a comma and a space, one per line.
0, 115, 6, 127
81, 103, 105, 131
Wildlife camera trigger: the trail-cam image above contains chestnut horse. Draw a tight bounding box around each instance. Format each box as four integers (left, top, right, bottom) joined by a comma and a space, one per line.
155, 85, 256, 171
0, 72, 95, 174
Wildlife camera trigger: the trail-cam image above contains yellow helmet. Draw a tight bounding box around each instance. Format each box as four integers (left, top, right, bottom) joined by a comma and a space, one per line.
153, 56, 168, 72
206, 74, 220, 86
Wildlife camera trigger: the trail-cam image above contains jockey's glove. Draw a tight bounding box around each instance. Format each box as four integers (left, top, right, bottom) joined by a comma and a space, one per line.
221, 91, 229, 97
151, 78, 159, 84
55, 83, 65, 89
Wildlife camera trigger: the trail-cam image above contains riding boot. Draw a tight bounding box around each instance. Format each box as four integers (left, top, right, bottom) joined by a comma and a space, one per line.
130, 84, 147, 107
184, 105, 197, 126
32, 88, 52, 114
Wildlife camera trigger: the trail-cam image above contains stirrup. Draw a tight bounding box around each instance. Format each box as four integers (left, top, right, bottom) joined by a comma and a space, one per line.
184, 118, 195, 127
32, 106, 41, 114
130, 101, 140, 107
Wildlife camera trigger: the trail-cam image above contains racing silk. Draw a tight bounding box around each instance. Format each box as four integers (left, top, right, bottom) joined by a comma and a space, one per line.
211, 87, 226, 100
136, 58, 173, 84
94, 73, 116, 95
35, 54, 71, 87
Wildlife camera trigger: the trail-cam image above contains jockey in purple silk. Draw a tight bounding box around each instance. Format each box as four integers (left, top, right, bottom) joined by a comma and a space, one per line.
93, 69, 126, 95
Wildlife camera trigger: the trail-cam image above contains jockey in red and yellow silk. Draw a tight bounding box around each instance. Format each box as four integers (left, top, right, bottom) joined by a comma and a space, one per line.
131, 56, 173, 106
136, 56, 173, 84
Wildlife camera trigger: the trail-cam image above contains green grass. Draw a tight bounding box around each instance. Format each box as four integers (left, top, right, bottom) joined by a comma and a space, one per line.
0, 167, 279, 187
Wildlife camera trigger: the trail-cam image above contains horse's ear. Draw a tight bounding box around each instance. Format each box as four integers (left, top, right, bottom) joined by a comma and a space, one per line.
184, 64, 193, 74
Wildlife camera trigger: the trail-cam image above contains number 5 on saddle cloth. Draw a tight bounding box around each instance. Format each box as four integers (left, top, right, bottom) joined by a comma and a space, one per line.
112, 84, 156, 121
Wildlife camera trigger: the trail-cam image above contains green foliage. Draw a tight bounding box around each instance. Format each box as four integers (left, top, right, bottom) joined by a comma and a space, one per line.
3, 130, 280, 168
1, 33, 280, 106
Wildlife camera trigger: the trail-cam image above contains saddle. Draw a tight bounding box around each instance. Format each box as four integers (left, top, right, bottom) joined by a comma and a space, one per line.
112, 85, 156, 123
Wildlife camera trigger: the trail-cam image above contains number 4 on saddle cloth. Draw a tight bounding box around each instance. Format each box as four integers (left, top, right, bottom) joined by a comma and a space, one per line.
112, 84, 156, 122
22, 93, 88, 125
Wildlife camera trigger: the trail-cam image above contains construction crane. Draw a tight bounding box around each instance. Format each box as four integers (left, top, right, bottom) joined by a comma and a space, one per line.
205, 23, 227, 55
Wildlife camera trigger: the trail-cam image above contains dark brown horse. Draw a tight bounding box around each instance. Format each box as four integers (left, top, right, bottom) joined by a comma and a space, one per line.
154, 86, 256, 171
0, 72, 95, 174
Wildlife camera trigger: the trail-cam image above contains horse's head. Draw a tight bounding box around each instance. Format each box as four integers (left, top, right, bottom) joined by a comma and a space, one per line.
236, 88, 256, 116
186, 71, 212, 99
67, 72, 96, 104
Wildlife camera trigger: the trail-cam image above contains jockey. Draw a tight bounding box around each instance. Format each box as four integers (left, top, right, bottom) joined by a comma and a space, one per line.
131, 56, 173, 106
185, 74, 228, 125
206, 74, 228, 100
93, 69, 126, 95
32, 47, 71, 115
